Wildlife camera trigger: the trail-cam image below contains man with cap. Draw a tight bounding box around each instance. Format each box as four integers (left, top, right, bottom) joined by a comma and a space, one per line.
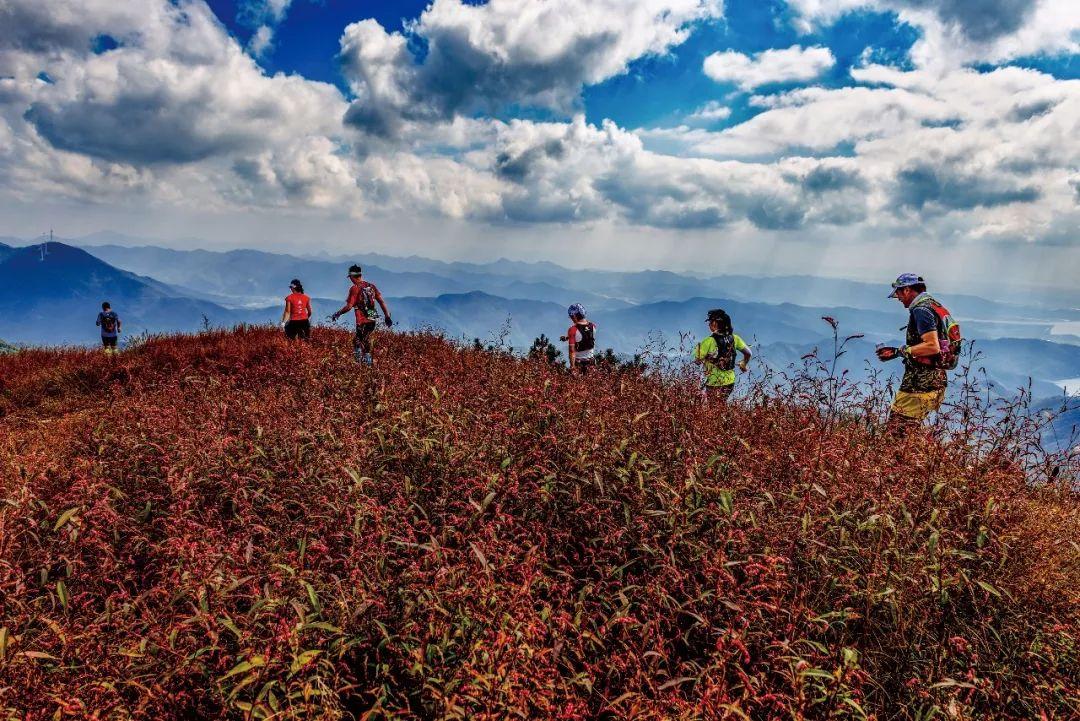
331, 264, 392, 365
876, 273, 959, 432
694, 308, 752, 403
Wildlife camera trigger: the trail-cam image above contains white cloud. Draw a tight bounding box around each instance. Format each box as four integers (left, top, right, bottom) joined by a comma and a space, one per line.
786, 0, 1080, 69
340, 0, 724, 136
703, 45, 836, 90
238, 0, 295, 58
0, 0, 1075, 281
248, 25, 275, 57
687, 100, 732, 122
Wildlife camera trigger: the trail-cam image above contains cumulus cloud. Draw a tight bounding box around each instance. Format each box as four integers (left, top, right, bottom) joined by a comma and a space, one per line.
237, 0, 295, 58
340, 0, 723, 137
687, 100, 733, 122
4, 0, 344, 167
703, 45, 836, 90
0, 0, 1075, 266
786, 0, 1079, 68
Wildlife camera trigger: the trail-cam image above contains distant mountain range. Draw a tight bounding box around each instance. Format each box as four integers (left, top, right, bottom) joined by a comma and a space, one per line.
0, 236, 1078, 401
0, 243, 266, 345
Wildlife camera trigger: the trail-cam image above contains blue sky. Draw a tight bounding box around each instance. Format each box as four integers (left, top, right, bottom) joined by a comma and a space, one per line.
0, 0, 1077, 284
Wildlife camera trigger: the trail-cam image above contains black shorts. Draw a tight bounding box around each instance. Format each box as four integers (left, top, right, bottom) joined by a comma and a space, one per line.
575, 357, 596, 374
101, 336, 118, 348
354, 321, 376, 346
284, 319, 310, 340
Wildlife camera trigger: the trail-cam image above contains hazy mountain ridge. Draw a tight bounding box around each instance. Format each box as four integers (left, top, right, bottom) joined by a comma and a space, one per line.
71, 235, 1080, 325
2, 239, 1078, 402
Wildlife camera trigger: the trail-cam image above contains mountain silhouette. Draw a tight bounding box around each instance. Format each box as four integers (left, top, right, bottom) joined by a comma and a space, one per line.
0, 242, 266, 344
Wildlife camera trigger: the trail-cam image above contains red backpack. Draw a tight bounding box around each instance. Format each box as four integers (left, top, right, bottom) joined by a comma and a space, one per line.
915, 297, 962, 370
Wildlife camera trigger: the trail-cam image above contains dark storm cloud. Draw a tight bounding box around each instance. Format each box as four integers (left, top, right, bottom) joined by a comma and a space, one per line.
894, 163, 1041, 211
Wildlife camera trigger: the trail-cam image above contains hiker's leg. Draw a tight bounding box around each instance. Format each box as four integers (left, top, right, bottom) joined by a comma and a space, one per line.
887, 390, 943, 436
358, 325, 371, 362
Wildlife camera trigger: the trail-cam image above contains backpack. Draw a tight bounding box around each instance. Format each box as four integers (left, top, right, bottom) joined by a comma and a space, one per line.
574, 322, 595, 352
353, 283, 378, 319
101, 312, 117, 334
913, 296, 962, 371
709, 332, 736, 371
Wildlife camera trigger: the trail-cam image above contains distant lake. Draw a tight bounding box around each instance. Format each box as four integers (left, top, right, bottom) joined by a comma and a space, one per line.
1051, 321, 1080, 337
1053, 377, 1080, 395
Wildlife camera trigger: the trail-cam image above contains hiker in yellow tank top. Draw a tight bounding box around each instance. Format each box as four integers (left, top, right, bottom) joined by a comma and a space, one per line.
694, 308, 751, 402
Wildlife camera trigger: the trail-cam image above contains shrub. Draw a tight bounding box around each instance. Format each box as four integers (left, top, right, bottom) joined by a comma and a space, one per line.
0, 326, 1076, 719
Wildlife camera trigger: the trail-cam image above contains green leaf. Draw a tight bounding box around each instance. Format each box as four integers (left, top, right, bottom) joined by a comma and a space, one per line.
290, 649, 322, 674
976, 580, 1002, 598
303, 581, 322, 614
301, 621, 342, 634
222, 656, 266, 680
717, 489, 733, 516
56, 580, 69, 611
218, 617, 243, 640
53, 507, 80, 531
470, 543, 491, 573
657, 676, 696, 691
0, 627, 8, 660
799, 668, 836, 681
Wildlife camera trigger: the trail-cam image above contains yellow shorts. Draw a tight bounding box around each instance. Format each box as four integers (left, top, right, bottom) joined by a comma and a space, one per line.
890, 390, 945, 420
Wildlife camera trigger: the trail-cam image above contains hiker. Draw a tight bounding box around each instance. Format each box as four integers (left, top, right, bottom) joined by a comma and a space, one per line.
330, 265, 392, 365
96, 301, 121, 354
281, 278, 312, 341
695, 308, 751, 403
876, 273, 962, 433
565, 303, 597, 374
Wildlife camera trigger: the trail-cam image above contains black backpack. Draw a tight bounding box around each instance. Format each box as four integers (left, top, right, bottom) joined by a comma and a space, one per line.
574, 322, 595, 352
100, 312, 117, 334
710, 332, 736, 371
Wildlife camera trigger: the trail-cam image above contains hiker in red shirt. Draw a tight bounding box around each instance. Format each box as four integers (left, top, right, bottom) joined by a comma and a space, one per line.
565, 303, 597, 374
280, 278, 312, 341
331, 264, 392, 365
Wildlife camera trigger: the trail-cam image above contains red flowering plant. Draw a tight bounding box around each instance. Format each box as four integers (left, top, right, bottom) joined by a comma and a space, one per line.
0, 325, 1076, 720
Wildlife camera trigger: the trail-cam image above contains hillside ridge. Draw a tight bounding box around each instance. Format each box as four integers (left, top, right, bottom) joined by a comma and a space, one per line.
1, 327, 1076, 719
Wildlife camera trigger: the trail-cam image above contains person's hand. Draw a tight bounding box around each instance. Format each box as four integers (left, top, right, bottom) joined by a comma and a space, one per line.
738, 360, 749, 373
384, 316, 393, 328
280, 321, 287, 329
330, 312, 340, 322
876, 346, 899, 362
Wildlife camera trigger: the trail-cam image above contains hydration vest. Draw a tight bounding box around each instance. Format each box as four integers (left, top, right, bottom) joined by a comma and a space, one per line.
709, 332, 736, 371
573, 322, 595, 352
908, 294, 962, 371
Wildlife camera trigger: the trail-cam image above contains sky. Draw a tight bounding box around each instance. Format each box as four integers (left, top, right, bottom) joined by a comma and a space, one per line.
0, 0, 1078, 286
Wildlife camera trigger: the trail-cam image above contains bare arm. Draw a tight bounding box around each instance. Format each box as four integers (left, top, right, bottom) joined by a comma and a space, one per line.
904, 330, 941, 358
738, 346, 752, 372
332, 288, 355, 319
281, 299, 290, 325
375, 289, 390, 320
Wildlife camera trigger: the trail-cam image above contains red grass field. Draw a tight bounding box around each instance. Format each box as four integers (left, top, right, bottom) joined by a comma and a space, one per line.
1, 327, 1077, 719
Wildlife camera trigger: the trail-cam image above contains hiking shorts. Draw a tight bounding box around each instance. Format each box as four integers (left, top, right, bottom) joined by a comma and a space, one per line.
101, 336, 118, 348
890, 389, 945, 420
284, 319, 310, 340
354, 321, 376, 348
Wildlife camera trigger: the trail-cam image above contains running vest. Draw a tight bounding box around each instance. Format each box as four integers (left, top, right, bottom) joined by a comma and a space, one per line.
573, 322, 596, 352
908, 294, 962, 371
709, 332, 736, 371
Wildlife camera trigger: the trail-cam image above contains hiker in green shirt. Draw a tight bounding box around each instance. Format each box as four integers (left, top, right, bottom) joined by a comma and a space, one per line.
695, 308, 751, 403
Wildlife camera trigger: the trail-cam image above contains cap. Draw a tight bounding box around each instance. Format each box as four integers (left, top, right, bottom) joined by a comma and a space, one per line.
347, 264, 362, 277
888, 273, 924, 297
567, 303, 587, 319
